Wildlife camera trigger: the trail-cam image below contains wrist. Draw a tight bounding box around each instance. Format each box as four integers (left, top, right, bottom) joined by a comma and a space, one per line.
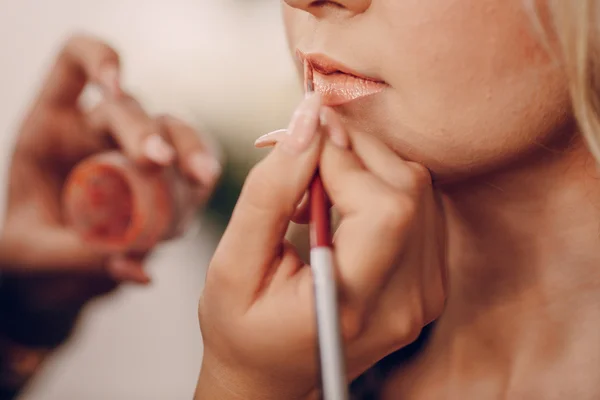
0, 274, 82, 349
194, 365, 244, 400
0, 274, 78, 398
195, 356, 318, 400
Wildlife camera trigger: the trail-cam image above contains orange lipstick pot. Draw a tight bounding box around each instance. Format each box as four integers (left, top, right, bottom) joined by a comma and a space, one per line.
62, 151, 195, 253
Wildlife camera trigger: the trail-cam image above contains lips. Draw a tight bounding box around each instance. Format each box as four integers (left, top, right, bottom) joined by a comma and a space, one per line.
298, 51, 388, 106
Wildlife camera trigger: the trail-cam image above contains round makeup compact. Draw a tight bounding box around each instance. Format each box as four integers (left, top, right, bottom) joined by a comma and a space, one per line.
62, 151, 196, 253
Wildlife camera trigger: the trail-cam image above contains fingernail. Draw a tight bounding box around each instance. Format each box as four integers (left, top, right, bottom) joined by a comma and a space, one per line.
254, 129, 288, 148
320, 108, 350, 149
143, 134, 175, 165
281, 93, 322, 154
107, 256, 151, 285
188, 153, 222, 185
99, 64, 121, 97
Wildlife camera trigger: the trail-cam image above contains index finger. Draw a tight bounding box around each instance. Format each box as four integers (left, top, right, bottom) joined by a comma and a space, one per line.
39, 34, 121, 107
209, 94, 322, 301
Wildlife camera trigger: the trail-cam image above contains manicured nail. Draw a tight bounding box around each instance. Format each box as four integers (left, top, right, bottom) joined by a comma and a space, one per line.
99, 64, 121, 97
143, 134, 175, 165
188, 152, 222, 185
281, 93, 322, 154
320, 107, 350, 149
107, 256, 151, 285
254, 129, 288, 148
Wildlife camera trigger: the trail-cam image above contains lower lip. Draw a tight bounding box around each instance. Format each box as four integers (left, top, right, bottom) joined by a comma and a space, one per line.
312, 70, 387, 106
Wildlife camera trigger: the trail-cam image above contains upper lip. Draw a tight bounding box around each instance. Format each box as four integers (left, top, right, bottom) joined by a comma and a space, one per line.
296, 50, 386, 83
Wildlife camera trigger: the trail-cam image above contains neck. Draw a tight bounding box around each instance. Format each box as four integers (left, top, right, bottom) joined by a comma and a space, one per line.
432, 133, 600, 383
443, 134, 600, 312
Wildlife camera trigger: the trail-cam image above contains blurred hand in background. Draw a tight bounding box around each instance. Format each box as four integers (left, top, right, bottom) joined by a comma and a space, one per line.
0, 2, 297, 398
0, 34, 220, 396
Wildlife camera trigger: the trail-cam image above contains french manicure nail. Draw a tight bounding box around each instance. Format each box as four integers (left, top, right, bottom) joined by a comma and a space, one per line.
188, 153, 222, 185
281, 93, 322, 154
254, 129, 288, 148
143, 134, 175, 165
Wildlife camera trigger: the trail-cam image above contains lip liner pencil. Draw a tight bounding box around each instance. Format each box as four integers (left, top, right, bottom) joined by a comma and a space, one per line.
305, 60, 349, 400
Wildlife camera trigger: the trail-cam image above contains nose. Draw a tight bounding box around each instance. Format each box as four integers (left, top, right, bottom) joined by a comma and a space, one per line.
283, 0, 371, 16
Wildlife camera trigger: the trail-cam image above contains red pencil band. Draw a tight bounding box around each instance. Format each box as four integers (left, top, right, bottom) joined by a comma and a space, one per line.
310, 174, 331, 248
305, 59, 332, 249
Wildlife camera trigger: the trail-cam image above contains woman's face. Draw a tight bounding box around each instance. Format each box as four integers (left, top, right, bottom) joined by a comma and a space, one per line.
282, 0, 572, 181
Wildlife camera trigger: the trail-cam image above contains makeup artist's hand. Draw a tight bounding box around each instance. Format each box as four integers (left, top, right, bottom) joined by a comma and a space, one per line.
196, 94, 446, 400
0, 35, 220, 348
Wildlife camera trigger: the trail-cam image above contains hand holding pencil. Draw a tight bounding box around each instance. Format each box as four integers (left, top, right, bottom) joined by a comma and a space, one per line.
196, 84, 446, 400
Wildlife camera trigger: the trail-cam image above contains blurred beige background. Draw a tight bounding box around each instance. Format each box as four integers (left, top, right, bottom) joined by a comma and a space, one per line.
0, 1, 301, 399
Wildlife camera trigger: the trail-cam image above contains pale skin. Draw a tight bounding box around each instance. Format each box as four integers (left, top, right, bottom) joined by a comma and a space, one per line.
197, 1, 600, 400
2, 1, 599, 399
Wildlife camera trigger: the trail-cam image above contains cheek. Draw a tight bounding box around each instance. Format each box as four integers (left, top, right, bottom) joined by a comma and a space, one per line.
381, 0, 552, 107
373, 0, 571, 176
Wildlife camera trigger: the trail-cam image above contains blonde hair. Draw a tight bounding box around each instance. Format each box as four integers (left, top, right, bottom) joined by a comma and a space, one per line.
543, 0, 600, 160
